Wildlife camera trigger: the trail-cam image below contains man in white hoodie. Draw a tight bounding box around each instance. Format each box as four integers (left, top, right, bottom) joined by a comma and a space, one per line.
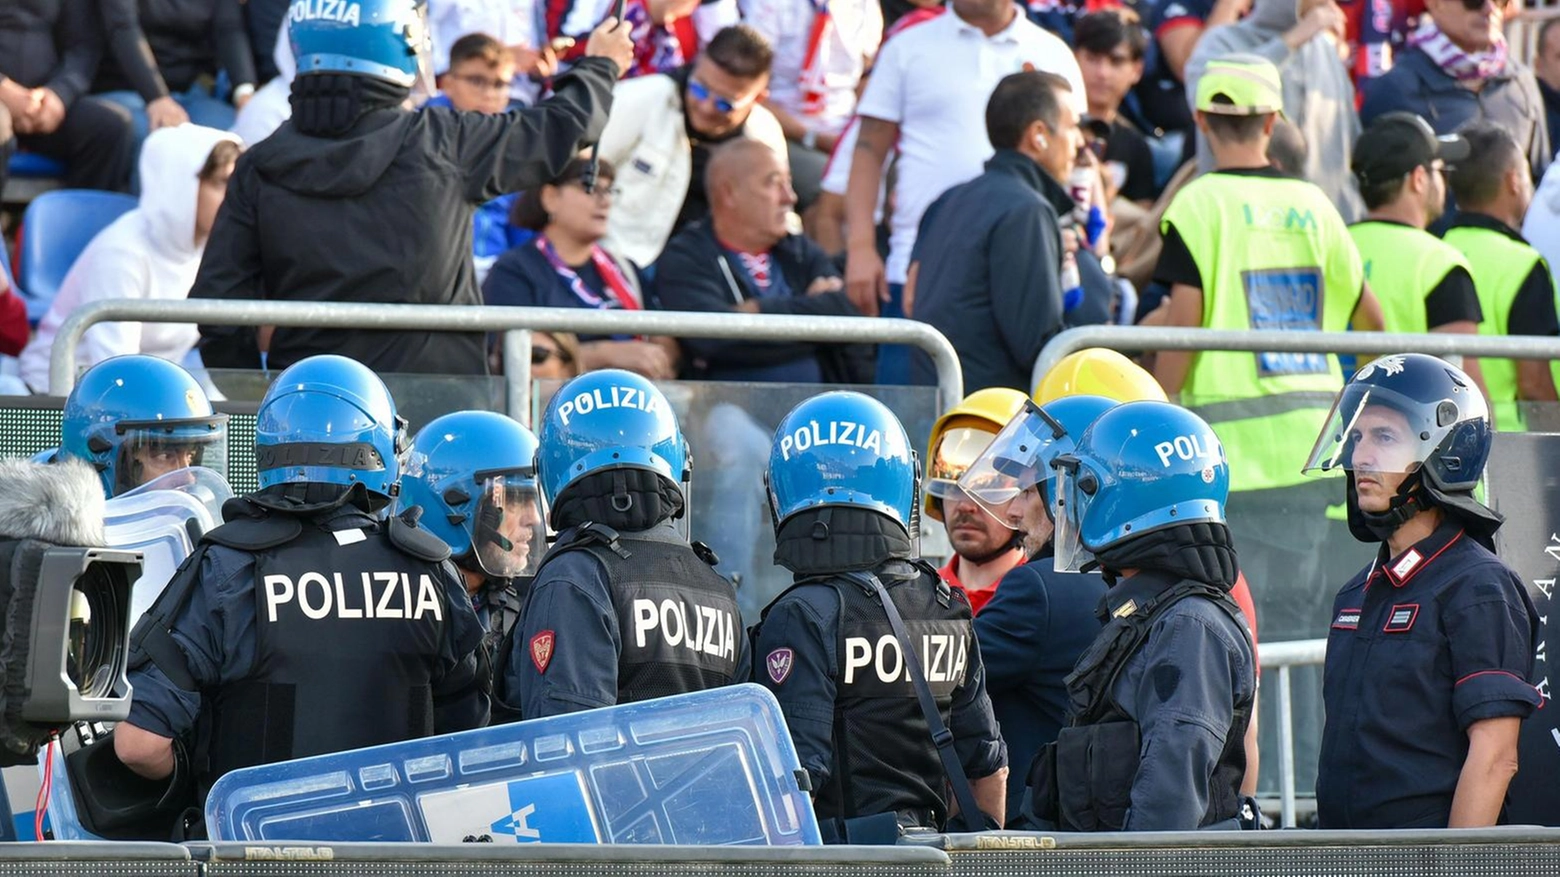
20, 124, 242, 392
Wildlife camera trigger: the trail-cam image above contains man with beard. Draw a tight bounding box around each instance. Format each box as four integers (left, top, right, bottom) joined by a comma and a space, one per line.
923, 389, 1031, 614
957, 394, 1116, 823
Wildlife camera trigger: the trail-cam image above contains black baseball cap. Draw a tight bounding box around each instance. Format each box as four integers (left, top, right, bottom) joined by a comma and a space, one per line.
1352, 112, 1471, 187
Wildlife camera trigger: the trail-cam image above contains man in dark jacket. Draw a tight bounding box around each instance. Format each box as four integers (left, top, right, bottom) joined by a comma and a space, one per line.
655, 137, 873, 384
1361, 0, 1549, 183
906, 71, 1081, 393
190, 0, 632, 377
0, 0, 135, 191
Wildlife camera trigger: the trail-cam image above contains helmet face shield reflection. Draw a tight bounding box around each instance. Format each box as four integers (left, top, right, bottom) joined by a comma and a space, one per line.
1303, 384, 1446, 478
113, 416, 228, 496
956, 403, 1068, 524
1050, 461, 1095, 573
473, 473, 545, 579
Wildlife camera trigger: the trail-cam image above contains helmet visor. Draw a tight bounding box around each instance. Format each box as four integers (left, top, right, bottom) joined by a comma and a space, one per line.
114, 416, 229, 495
473, 473, 546, 579
956, 404, 1069, 523
925, 426, 1001, 500
1302, 383, 1459, 478
1050, 463, 1094, 573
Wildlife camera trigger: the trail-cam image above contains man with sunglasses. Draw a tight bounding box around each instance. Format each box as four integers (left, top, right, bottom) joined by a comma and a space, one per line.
594, 25, 792, 267
1362, 0, 1548, 185
1348, 114, 1486, 394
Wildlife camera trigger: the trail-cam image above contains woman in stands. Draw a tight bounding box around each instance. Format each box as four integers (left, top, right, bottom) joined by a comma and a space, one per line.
19, 125, 240, 392
482, 156, 679, 379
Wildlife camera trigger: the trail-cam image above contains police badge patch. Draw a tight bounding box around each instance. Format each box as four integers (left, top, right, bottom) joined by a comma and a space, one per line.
766, 648, 794, 685
530, 630, 556, 674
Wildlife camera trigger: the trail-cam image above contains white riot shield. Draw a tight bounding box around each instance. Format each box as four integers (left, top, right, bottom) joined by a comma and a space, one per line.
103, 466, 233, 622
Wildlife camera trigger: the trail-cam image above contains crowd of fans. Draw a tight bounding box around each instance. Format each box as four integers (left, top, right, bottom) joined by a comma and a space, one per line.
0, 0, 1558, 401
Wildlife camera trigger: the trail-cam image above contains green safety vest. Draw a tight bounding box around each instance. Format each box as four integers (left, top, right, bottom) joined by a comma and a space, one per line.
1443, 224, 1546, 433
1162, 172, 1363, 493
1348, 220, 1472, 335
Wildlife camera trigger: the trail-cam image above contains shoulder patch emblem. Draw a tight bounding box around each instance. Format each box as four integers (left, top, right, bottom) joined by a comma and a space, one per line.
530, 630, 556, 674
766, 648, 794, 685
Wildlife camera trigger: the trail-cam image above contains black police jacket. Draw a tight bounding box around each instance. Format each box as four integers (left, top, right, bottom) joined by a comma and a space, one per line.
191, 57, 617, 376
196, 501, 484, 796
754, 561, 994, 831
1025, 573, 1252, 832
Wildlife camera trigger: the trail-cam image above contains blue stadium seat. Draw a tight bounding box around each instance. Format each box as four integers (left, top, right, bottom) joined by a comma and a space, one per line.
16, 190, 137, 325
7, 152, 67, 179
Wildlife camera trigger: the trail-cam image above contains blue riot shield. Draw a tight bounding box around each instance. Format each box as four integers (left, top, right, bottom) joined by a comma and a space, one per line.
204, 684, 821, 845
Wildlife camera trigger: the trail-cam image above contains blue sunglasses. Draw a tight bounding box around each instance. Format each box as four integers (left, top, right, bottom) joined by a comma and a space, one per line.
688, 78, 749, 114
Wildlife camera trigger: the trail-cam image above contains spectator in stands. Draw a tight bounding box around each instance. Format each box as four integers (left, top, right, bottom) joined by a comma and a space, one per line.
94, 0, 258, 144
595, 25, 786, 267
1361, 0, 1548, 182
19, 125, 241, 391
229, 23, 292, 146
0, 260, 27, 362
742, 0, 881, 220
657, 137, 873, 382
1073, 9, 1157, 207
1444, 123, 1559, 433
190, 3, 632, 378
1348, 113, 1485, 392
428, 33, 534, 283
1532, 17, 1560, 157
906, 72, 1078, 394
843, 0, 1084, 386
1188, 0, 1364, 222
0, 0, 136, 192
527, 331, 583, 380
483, 156, 677, 380
431, 0, 558, 107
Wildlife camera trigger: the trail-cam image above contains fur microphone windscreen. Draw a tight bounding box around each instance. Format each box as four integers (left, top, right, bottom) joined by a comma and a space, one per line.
0, 458, 106, 547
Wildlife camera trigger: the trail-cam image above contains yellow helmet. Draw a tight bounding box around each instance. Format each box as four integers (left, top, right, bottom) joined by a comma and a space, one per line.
1033, 348, 1168, 405
924, 388, 1029, 522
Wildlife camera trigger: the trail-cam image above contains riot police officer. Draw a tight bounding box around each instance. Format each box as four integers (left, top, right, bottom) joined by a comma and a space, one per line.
114, 355, 486, 803
1305, 354, 1540, 828
751, 392, 1008, 842
398, 410, 545, 723
54, 355, 228, 497
1025, 400, 1255, 831
504, 369, 746, 719
956, 394, 1115, 824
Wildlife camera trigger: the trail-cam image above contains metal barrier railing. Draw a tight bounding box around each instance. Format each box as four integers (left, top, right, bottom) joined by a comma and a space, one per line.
1258, 638, 1326, 829
50, 300, 965, 419
1031, 326, 1560, 393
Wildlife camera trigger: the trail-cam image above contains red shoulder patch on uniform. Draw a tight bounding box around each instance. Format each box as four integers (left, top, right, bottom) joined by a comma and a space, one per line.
530, 630, 556, 674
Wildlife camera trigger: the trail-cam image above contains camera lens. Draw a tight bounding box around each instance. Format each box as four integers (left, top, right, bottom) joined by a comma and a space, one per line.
67, 564, 126, 699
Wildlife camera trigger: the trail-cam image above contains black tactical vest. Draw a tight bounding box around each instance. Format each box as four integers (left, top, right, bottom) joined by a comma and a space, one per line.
1028, 578, 1252, 831
201, 515, 455, 794
783, 564, 974, 829
541, 525, 742, 704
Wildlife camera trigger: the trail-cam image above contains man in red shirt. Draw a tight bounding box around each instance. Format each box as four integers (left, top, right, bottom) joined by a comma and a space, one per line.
924, 388, 1031, 613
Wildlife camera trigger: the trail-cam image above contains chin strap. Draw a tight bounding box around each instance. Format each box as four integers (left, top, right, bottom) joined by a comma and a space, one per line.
1350, 472, 1427, 542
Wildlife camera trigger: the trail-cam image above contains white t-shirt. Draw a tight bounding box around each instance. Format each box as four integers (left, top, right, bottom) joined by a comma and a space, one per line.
1525, 160, 1560, 294
853, 8, 1085, 283
742, 0, 882, 136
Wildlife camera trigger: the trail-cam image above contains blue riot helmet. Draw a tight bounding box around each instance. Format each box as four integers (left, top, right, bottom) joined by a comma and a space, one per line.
957, 395, 1117, 524
1302, 353, 1496, 540
767, 392, 916, 534
1051, 401, 1228, 572
254, 355, 407, 500
289, 0, 431, 87
536, 369, 688, 530
398, 411, 545, 578
60, 355, 229, 498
